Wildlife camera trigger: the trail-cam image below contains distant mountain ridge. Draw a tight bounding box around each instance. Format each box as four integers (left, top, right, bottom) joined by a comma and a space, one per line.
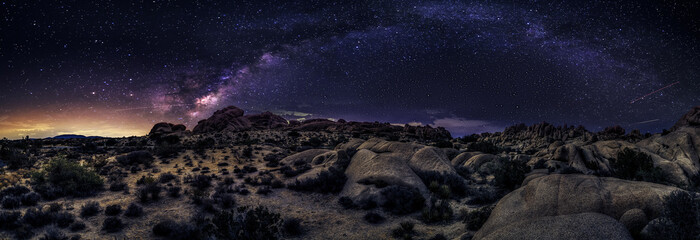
48, 134, 104, 139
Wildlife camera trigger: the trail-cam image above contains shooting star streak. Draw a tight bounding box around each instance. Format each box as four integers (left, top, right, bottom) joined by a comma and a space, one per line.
115, 104, 193, 112
630, 81, 680, 104
631, 119, 660, 125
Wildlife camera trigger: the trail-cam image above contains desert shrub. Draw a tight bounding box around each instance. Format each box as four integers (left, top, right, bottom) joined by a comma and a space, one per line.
0, 185, 30, 198
428, 234, 448, 240
416, 170, 467, 197
212, 206, 282, 240
137, 184, 162, 203
433, 140, 453, 148
102, 217, 124, 233
167, 186, 182, 198
242, 147, 253, 158
380, 185, 426, 215
48, 202, 63, 212
116, 150, 154, 166
219, 194, 236, 209
190, 175, 212, 190
422, 198, 453, 223
363, 212, 385, 224
69, 221, 86, 232
23, 207, 53, 227
467, 141, 500, 154
391, 221, 416, 240
155, 145, 180, 159
1, 195, 21, 209
30, 157, 104, 199
612, 148, 665, 183
80, 201, 101, 218
282, 217, 304, 237
644, 190, 698, 240
14, 224, 35, 239
195, 137, 215, 155
338, 196, 356, 209
280, 165, 311, 178
463, 205, 494, 231
124, 203, 144, 217
53, 211, 75, 228
287, 168, 346, 193
41, 227, 67, 240
108, 181, 127, 192
256, 186, 272, 195
466, 187, 504, 205
0, 147, 34, 170
493, 158, 530, 190
105, 205, 122, 216
0, 210, 21, 230
271, 179, 284, 188
136, 175, 156, 185
159, 173, 178, 183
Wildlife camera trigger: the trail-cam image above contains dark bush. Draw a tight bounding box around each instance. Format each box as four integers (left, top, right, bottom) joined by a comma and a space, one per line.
124, 203, 144, 217
1, 195, 21, 209
212, 206, 282, 240
80, 201, 101, 218
493, 158, 530, 190
422, 198, 453, 223
137, 184, 162, 203
612, 148, 665, 183
23, 207, 53, 227
53, 211, 75, 228
467, 141, 500, 154
466, 187, 504, 205
155, 145, 180, 159
41, 227, 67, 240
69, 221, 86, 232
136, 175, 156, 185
105, 205, 122, 216
282, 217, 304, 237
391, 221, 416, 240
0, 185, 30, 198
167, 186, 182, 198
0, 210, 21, 230
463, 205, 494, 231
415, 170, 468, 197
159, 173, 177, 183
116, 150, 154, 166
287, 168, 346, 193
380, 185, 425, 215
153, 220, 180, 237
256, 186, 272, 195
280, 165, 311, 178
647, 190, 698, 240
30, 157, 104, 199
0, 147, 34, 170
108, 181, 127, 192
428, 234, 448, 240
363, 212, 385, 224
102, 217, 124, 233
190, 175, 212, 190
338, 196, 356, 209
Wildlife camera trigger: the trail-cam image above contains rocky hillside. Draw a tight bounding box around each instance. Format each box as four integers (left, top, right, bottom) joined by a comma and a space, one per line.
0, 105, 698, 240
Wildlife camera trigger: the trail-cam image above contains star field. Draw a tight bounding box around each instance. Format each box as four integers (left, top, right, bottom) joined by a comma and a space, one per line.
0, 0, 698, 138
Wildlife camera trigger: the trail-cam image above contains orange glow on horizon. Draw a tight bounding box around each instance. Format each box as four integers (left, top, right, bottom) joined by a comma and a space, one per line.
0, 107, 173, 139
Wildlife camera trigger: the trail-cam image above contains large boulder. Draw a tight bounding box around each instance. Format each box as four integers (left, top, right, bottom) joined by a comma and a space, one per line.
671, 106, 700, 131
245, 111, 288, 129
192, 106, 252, 133
280, 149, 330, 166
479, 212, 632, 240
341, 149, 429, 203
293, 150, 350, 183
148, 122, 187, 139
474, 174, 681, 240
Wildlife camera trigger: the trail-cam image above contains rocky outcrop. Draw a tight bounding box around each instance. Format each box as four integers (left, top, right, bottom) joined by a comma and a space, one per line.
479, 213, 632, 240
190, 106, 451, 140
671, 106, 700, 131
341, 138, 463, 204
192, 106, 253, 133
473, 174, 681, 240
148, 122, 187, 139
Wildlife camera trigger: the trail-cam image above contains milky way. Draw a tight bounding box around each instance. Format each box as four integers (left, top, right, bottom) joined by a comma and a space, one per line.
0, 0, 698, 138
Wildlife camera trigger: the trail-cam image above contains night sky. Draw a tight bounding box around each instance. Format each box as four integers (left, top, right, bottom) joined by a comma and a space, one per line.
1, 0, 698, 139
